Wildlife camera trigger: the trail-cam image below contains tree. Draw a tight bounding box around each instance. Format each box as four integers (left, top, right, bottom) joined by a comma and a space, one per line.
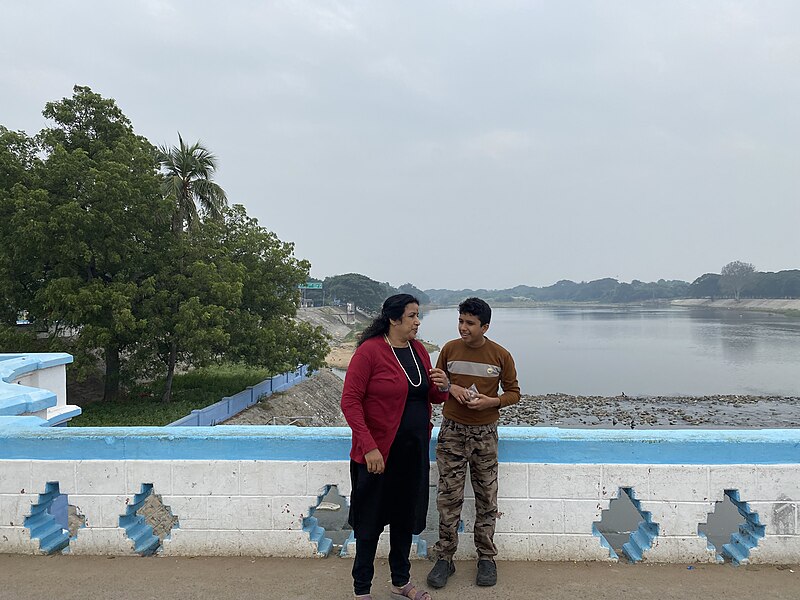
398, 283, 430, 305
157, 134, 228, 232
153, 134, 229, 399
0, 126, 41, 324
720, 261, 756, 300
214, 205, 328, 373
323, 273, 386, 311
136, 205, 329, 402
2, 86, 330, 405
689, 273, 721, 299
1, 86, 170, 400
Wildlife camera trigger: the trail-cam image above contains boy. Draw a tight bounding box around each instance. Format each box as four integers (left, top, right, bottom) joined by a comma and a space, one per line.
427, 297, 520, 589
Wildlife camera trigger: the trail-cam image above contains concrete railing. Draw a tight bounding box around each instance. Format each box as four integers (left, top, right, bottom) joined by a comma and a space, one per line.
0, 353, 80, 427
167, 366, 310, 426
1, 425, 799, 563
0, 352, 309, 428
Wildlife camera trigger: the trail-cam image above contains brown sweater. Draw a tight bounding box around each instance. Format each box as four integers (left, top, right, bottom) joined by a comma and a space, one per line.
436, 337, 521, 426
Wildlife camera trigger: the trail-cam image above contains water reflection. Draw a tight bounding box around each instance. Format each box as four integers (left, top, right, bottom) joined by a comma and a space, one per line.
420, 306, 800, 397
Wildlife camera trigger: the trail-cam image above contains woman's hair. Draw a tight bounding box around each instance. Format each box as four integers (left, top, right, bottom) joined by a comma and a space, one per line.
357, 293, 420, 346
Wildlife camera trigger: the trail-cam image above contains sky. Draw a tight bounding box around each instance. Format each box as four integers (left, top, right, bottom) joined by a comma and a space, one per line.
2, 1, 799, 291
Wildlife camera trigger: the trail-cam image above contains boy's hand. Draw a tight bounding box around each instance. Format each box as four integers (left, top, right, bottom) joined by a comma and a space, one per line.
465, 394, 501, 411
449, 384, 473, 404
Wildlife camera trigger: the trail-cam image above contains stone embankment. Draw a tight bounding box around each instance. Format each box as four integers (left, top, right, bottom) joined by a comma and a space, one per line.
296, 306, 371, 369
223, 368, 347, 426
672, 298, 800, 312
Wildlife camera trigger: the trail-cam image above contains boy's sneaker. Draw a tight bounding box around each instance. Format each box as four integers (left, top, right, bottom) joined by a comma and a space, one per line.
476, 558, 497, 587
426, 559, 455, 588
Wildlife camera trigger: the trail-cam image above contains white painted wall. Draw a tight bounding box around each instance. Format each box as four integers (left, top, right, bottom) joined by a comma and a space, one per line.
14, 366, 68, 411
1, 459, 798, 563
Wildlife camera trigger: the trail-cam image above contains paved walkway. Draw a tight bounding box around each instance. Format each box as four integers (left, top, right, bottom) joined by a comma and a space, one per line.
1, 555, 798, 600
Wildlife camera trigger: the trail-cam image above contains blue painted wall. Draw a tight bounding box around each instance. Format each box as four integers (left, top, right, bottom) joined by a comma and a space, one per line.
2, 425, 800, 464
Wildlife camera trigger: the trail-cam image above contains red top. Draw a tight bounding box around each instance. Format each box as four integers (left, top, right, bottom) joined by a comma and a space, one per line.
341, 335, 448, 464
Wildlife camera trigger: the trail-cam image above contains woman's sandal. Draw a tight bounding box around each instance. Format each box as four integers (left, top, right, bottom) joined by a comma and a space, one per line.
390, 581, 432, 600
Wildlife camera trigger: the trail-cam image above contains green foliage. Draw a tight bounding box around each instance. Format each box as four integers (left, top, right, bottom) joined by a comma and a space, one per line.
323, 273, 393, 311
0, 127, 42, 323
69, 364, 272, 426
131, 204, 330, 401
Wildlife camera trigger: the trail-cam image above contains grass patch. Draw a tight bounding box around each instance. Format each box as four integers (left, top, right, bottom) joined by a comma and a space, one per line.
69, 364, 272, 427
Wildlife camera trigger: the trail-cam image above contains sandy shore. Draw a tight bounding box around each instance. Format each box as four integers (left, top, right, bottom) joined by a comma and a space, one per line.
325, 341, 356, 369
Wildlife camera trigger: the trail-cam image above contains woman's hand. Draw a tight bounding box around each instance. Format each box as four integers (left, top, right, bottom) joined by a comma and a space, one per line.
364, 448, 385, 474
428, 367, 449, 391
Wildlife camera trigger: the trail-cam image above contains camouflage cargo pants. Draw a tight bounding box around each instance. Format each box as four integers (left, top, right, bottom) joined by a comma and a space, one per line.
432, 418, 499, 560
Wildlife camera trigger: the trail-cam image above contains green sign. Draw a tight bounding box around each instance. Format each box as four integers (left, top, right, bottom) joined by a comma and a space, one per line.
298, 282, 323, 289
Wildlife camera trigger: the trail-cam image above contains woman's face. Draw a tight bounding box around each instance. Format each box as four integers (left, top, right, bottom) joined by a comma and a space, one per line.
391, 303, 421, 342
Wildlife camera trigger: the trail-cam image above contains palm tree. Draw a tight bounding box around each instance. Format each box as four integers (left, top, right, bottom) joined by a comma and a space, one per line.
156, 134, 228, 402
157, 134, 227, 232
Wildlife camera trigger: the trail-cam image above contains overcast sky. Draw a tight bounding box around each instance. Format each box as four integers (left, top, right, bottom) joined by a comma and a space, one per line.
2, 1, 798, 290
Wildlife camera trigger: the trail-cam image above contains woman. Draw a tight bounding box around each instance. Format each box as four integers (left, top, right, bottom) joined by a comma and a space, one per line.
341, 294, 450, 600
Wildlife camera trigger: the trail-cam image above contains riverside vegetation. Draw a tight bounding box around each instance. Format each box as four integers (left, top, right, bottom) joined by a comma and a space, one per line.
0, 86, 329, 409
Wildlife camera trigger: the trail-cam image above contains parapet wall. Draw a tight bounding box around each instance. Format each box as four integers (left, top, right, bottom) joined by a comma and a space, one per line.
1, 426, 799, 564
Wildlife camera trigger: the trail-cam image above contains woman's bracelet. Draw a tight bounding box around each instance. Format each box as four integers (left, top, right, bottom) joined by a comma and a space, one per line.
438, 381, 451, 393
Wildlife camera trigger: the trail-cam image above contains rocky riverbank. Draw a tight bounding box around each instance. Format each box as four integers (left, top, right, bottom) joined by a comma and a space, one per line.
228, 368, 800, 428
498, 393, 800, 428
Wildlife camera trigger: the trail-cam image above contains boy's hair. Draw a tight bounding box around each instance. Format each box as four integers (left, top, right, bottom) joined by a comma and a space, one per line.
458, 297, 491, 326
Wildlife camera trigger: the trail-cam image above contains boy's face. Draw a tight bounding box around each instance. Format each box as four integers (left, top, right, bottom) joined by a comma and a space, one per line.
458, 312, 489, 347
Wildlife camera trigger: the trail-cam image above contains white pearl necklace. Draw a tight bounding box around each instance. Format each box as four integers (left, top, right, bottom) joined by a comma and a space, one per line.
384, 335, 422, 387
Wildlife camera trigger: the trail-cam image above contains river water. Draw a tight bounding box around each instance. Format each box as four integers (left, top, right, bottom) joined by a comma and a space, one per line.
419, 306, 800, 397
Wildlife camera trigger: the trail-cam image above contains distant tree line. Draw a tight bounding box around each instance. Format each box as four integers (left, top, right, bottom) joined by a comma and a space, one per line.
315, 262, 799, 310
426, 278, 690, 305
0, 86, 328, 402
689, 263, 800, 300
